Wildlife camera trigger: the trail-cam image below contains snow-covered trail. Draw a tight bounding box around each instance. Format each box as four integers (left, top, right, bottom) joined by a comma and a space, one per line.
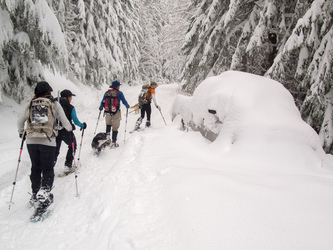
0, 81, 181, 249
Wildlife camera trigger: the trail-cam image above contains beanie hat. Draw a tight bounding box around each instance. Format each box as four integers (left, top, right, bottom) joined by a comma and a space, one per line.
34, 81, 53, 95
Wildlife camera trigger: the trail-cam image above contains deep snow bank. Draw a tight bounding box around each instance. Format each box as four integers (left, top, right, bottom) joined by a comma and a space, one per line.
172, 71, 324, 153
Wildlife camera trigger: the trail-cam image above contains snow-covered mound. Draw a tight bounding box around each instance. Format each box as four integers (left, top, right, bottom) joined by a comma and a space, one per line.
172, 71, 321, 151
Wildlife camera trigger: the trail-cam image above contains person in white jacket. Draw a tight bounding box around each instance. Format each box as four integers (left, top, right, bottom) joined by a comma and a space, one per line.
17, 81, 72, 210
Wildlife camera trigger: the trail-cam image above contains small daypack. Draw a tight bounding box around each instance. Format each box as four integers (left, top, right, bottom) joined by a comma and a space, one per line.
25, 97, 57, 140
104, 89, 119, 114
138, 84, 151, 107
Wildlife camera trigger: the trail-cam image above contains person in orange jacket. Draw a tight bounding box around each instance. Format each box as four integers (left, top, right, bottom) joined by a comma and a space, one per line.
135, 82, 161, 130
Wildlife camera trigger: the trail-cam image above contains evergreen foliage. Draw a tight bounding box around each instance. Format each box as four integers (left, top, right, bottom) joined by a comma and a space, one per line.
0, 0, 142, 102
0, 0, 189, 102
138, 0, 191, 84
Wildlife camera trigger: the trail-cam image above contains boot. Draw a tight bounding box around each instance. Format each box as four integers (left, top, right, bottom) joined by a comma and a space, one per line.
111, 131, 119, 147
106, 132, 111, 145
63, 162, 74, 174
36, 187, 54, 209
146, 120, 151, 127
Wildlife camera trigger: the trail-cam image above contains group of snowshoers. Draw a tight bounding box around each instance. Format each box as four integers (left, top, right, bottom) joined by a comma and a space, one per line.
16, 80, 160, 221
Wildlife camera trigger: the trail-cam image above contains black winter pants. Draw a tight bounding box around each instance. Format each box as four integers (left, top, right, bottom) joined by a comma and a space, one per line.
27, 144, 56, 194
55, 129, 77, 166
140, 103, 151, 121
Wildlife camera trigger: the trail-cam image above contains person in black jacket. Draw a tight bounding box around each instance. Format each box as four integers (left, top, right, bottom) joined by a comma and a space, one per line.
55, 89, 86, 174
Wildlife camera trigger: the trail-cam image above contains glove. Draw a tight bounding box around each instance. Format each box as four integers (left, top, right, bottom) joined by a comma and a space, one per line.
81, 122, 87, 131
19, 133, 26, 140
99, 107, 103, 111
156, 105, 161, 111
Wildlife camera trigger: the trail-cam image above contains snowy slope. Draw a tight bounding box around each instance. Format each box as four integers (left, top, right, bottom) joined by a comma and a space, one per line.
0, 70, 333, 250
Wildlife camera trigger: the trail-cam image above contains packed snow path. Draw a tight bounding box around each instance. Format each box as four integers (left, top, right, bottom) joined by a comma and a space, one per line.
1, 72, 333, 249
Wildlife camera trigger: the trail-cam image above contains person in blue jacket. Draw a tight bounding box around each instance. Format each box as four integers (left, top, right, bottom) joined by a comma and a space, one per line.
55, 89, 87, 174
99, 80, 130, 147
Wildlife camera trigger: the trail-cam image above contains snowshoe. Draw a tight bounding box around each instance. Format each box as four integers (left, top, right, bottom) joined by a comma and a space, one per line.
58, 164, 76, 177
28, 193, 39, 209
130, 127, 144, 133
30, 205, 51, 222
30, 188, 53, 222
58, 169, 75, 177
110, 142, 119, 148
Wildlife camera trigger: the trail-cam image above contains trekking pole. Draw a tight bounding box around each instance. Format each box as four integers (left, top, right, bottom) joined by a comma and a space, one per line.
124, 108, 129, 143
94, 110, 102, 135
77, 128, 85, 168
57, 91, 60, 129
159, 109, 167, 125
8, 132, 26, 210
129, 108, 140, 114
71, 136, 79, 197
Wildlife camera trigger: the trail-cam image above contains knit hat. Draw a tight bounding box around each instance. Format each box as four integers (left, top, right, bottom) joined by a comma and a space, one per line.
34, 81, 53, 95
150, 81, 158, 87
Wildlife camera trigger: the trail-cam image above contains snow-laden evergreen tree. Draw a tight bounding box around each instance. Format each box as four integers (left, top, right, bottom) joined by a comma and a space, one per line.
181, 0, 283, 91
158, 0, 192, 83
63, 0, 87, 84
138, 0, 191, 84
115, 0, 142, 84
214, 0, 261, 74
138, 0, 166, 83
265, 0, 313, 107
267, 0, 333, 152
0, 0, 68, 102
65, 0, 142, 86
181, 0, 234, 92
0, 0, 143, 102
0, 6, 14, 103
